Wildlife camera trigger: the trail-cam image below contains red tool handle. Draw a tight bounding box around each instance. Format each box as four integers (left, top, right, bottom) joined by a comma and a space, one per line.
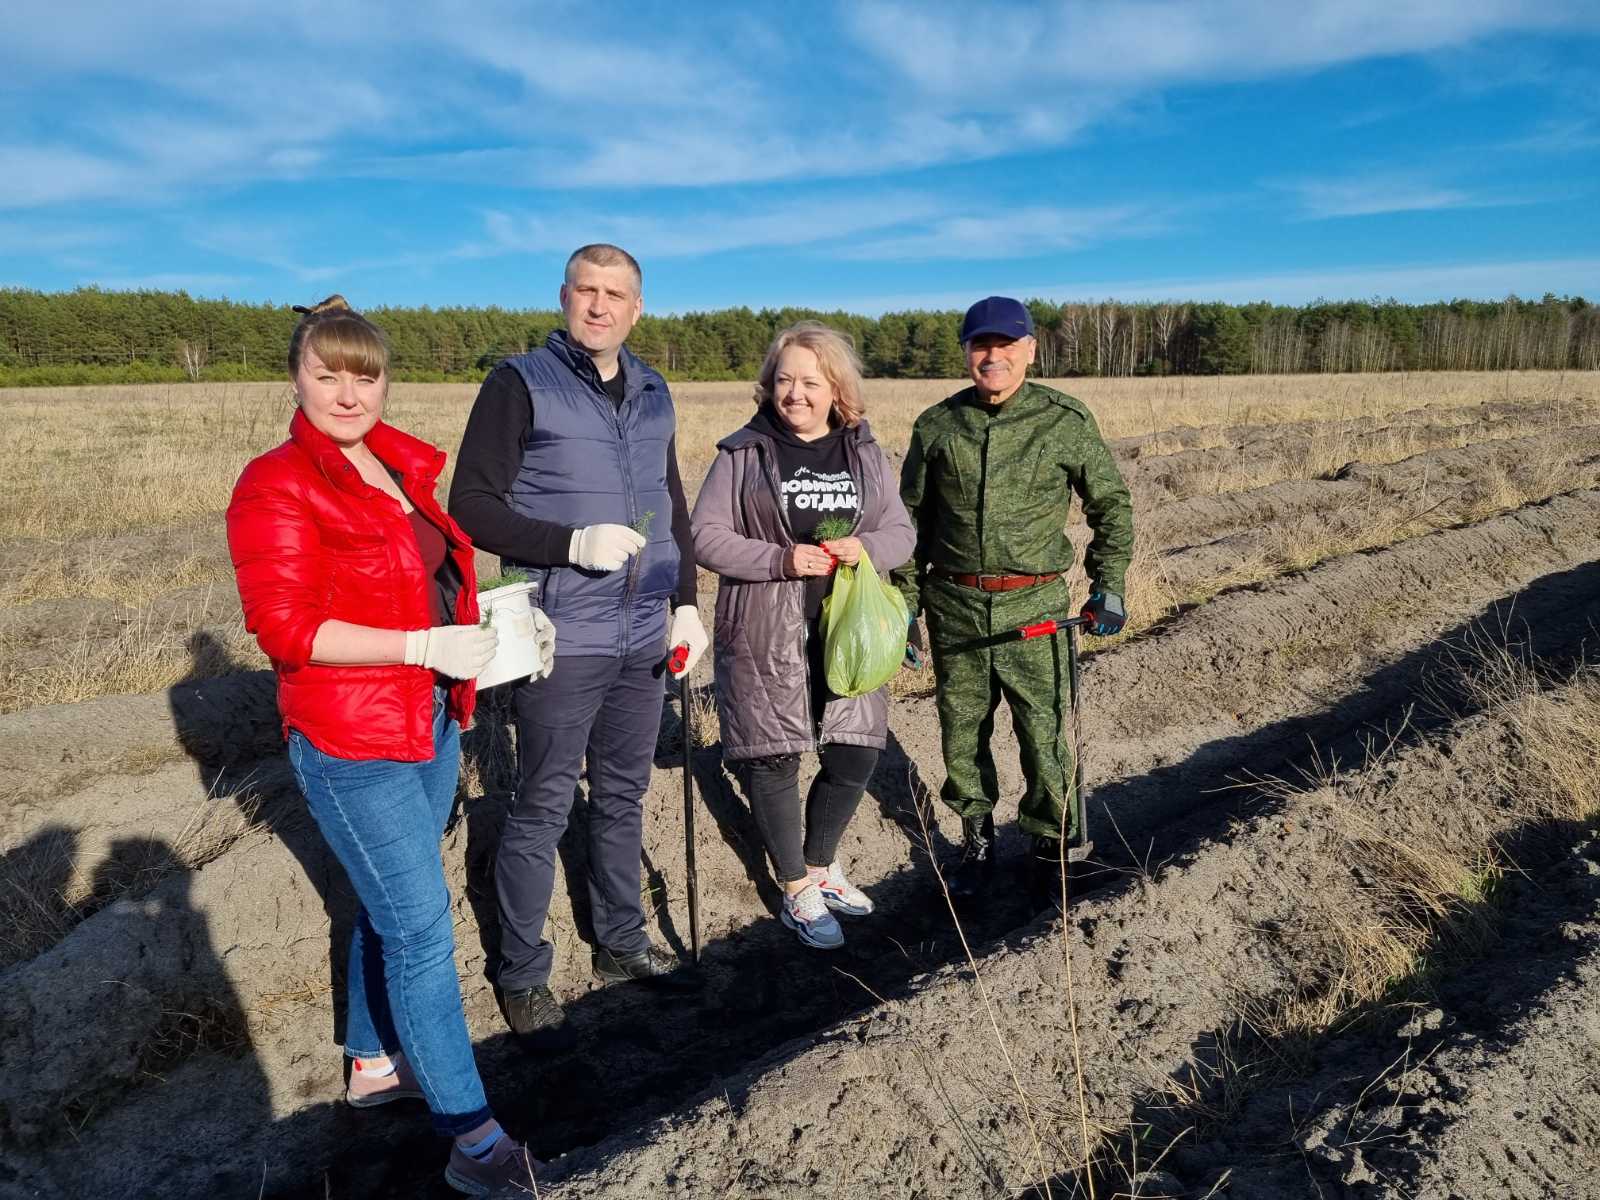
1018, 615, 1088, 640
668, 642, 690, 674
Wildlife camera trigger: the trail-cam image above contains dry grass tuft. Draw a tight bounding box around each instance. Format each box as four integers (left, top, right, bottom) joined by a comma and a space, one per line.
1243, 655, 1600, 1054
0, 552, 229, 609
0, 602, 264, 714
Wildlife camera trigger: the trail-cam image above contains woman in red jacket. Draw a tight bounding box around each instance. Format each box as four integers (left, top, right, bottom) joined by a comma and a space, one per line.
227, 296, 540, 1197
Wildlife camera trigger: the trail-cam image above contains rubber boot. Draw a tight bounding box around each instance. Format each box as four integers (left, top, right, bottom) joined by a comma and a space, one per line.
945, 814, 996, 900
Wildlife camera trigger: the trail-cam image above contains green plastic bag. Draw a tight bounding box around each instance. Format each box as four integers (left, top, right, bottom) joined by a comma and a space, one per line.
820, 546, 910, 698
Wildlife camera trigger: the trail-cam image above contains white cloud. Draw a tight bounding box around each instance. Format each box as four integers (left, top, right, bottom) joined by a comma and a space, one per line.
1281, 174, 1474, 219
0, 146, 135, 208
841, 257, 1600, 312
1503, 119, 1600, 155
839, 205, 1158, 260
481, 195, 948, 260
847, 0, 1598, 94
0, 220, 113, 256
477, 195, 1169, 265
7, 0, 1584, 212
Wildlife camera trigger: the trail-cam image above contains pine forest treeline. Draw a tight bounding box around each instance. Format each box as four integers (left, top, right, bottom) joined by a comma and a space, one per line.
1, 287, 1596, 386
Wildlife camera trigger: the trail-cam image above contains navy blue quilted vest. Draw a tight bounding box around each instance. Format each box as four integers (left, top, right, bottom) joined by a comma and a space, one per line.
501, 332, 679, 657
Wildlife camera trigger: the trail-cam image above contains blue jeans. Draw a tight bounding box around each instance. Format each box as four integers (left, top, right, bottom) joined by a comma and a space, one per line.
287, 696, 491, 1136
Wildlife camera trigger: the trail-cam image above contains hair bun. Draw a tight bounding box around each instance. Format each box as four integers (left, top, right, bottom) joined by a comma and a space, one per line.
293, 294, 353, 317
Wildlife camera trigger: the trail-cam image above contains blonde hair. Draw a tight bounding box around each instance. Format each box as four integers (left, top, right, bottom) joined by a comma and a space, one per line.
754, 322, 864, 427
287, 294, 389, 378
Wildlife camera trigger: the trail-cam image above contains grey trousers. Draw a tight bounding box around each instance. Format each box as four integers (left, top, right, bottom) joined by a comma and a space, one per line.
496, 646, 664, 990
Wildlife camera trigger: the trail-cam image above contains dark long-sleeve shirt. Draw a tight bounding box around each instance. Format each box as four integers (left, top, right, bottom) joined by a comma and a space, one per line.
448, 364, 698, 608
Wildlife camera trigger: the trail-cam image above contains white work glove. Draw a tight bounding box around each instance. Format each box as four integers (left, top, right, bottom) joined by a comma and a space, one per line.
570, 524, 646, 572
404, 625, 498, 681
668, 605, 709, 678
531, 607, 557, 680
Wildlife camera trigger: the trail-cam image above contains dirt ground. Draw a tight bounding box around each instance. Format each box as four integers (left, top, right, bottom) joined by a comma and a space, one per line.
3, 378, 1600, 1199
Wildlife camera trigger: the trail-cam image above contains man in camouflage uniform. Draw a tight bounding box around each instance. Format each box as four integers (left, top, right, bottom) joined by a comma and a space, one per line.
893, 296, 1133, 899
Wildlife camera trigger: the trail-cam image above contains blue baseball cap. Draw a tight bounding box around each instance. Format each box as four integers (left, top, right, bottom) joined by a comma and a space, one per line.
960, 296, 1035, 344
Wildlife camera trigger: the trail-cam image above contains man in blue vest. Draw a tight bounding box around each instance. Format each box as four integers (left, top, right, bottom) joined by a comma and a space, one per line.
450, 243, 709, 1046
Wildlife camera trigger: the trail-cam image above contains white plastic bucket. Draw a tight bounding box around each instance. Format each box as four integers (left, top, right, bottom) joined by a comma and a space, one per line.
475, 581, 543, 689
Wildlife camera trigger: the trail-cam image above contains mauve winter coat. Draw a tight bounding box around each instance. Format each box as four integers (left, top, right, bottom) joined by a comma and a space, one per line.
691, 414, 916, 762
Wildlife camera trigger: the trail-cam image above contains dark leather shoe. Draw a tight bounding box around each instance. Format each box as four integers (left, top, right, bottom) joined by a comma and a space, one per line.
945, 814, 996, 900
592, 944, 701, 992
499, 985, 577, 1051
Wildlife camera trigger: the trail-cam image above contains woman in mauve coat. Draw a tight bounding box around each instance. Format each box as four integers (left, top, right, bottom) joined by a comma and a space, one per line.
226, 296, 544, 1197
691, 322, 915, 949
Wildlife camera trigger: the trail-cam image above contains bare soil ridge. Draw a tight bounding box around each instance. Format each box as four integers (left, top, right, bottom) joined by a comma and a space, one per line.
4, 382, 1599, 1197
6, 483, 1600, 1195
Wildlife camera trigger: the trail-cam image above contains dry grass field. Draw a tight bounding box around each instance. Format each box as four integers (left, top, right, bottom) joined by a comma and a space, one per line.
3, 368, 1600, 1199
3, 369, 1594, 715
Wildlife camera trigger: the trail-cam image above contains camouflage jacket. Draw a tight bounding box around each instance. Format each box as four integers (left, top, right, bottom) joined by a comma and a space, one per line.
891, 381, 1134, 612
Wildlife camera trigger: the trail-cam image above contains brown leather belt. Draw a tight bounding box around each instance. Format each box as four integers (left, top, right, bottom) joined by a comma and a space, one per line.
936, 568, 1060, 593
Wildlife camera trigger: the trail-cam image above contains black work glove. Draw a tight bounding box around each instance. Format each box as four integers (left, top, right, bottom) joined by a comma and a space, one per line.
904, 615, 926, 670
1080, 590, 1126, 637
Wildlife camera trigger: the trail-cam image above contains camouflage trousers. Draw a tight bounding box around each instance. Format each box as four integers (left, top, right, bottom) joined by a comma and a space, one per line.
923, 574, 1078, 841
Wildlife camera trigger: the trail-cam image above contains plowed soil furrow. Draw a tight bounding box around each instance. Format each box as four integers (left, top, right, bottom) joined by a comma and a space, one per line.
1127, 403, 1595, 503
1197, 832, 1600, 1200
1079, 490, 1600, 852
1148, 432, 1600, 597
511, 656, 1600, 1197
7, 487, 1600, 1198
1141, 424, 1600, 554
1105, 397, 1539, 460
0, 583, 246, 680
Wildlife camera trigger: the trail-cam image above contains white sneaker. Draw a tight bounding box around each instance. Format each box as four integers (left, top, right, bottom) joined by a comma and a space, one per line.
781, 882, 845, 949
810, 861, 874, 917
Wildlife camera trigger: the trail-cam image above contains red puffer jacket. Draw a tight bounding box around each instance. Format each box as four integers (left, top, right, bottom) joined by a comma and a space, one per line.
227, 409, 481, 760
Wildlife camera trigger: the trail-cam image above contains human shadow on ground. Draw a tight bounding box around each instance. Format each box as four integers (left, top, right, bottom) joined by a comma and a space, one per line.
166, 633, 357, 1045
253, 562, 1600, 1196
656, 677, 785, 917
5, 835, 274, 1199
460, 681, 695, 982
458, 682, 515, 981
871, 726, 950, 861
0, 824, 79, 970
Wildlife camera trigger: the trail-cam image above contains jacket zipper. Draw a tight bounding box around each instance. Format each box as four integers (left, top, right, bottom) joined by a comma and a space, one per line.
757, 433, 867, 750
606, 382, 641, 658
387, 469, 438, 748
752, 440, 820, 747
977, 418, 991, 572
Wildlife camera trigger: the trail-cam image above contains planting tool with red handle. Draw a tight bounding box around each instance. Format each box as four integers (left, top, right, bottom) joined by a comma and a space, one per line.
1016, 615, 1093, 863
671, 641, 702, 963
668, 642, 691, 677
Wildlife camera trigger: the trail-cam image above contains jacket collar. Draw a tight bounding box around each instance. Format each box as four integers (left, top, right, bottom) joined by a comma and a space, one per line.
289, 408, 445, 491
719, 409, 877, 454
545, 329, 658, 400
957, 379, 1043, 416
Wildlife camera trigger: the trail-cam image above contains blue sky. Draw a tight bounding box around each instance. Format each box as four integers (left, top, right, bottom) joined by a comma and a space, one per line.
1, 1, 1597, 314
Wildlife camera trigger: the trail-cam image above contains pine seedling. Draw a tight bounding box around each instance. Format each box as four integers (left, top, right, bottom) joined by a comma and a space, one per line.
813, 514, 855, 543
478, 569, 528, 627
631, 510, 656, 537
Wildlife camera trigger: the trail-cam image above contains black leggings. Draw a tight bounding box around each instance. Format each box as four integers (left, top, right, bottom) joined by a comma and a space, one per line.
744, 742, 879, 883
